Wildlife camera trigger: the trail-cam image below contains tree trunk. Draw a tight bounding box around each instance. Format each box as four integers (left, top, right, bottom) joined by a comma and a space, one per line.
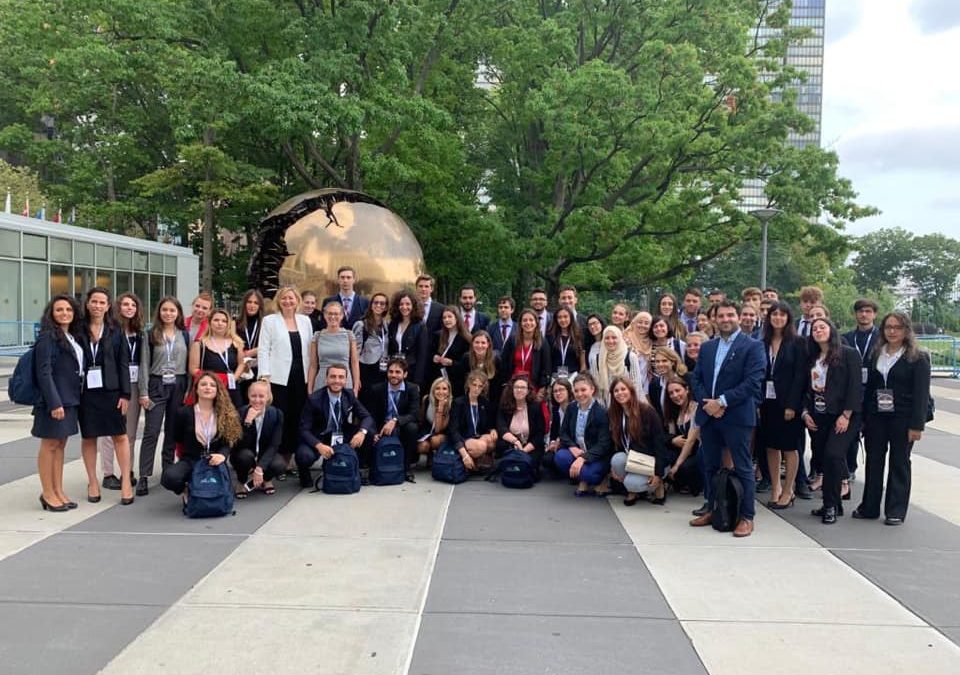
202, 126, 215, 292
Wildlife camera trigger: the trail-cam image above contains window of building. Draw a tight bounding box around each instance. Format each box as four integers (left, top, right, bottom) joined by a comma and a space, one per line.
22, 234, 47, 260
116, 248, 132, 269
133, 251, 148, 271
149, 252, 162, 273
96, 244, 115, 268
50, 238, 72, 263
0, 229, 19, 257
75, 242, 94, 266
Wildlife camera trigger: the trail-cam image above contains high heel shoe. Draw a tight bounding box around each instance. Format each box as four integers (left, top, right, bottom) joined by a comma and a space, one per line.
769, 495, 795, 510
87, 493, 101, 504
39, 495, 69, 512
62, 499, 78, 509
841, 481, 851, 501
120, 495, 135, 506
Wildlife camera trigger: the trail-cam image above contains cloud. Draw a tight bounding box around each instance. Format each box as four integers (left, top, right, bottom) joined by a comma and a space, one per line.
826, 1, 863, 44
909, 0, 960, 34
839, 125, 960, 173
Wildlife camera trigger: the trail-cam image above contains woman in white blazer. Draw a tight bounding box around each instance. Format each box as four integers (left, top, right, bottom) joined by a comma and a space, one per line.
257, 286, 313, 464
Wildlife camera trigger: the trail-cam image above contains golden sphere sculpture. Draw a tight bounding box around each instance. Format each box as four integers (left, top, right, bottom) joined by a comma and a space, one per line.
249, 189, 424, 302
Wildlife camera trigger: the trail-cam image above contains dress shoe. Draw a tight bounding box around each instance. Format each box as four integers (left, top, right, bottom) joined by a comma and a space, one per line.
811, 504, 843, 518
884, 517, 904, 526
135, 476, 149, 496
39, 495, 69, 512
820, 507, 838, 524
689, 511, 713, 527
768, 495, 795, 510
87, 493, 101, 504
851, 507, 877, 519
692, 502, 710, 516
733, 519, 754, 537
102, 475, 122, 490
120, 495, 135, 506
63, 499, 78, 509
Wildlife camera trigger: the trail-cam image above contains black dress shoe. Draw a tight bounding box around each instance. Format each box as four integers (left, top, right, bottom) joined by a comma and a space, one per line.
884, 517, 904, 526
87, 493, 101, 504
692, 502, 710, 516
63, 500, 78, 509
851, 507, 877, 520
821, 507, 838, 524
135, 476, 149, 496
102, 475, 122, 490
120, 496, 135, 506
811, 504, 843, 518
39, 496, 69, 512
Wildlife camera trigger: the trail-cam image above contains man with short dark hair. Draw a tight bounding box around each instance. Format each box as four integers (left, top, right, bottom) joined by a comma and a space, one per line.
416, 274, 443, 333
490, 296, 516, 353
690, 300, 766, 537
320, 266, 369, 329
529, 288, 552, 336
762, 287, 779, 301
296, 363, 375, 487
458, 283, 489, 333
741, 287, 762, 308
368, 358, 421, 472
739, 304, 761, 339
842, 298, 879, 482
707, 289, 726, 306
796, 286, 824, 337
680, 287, 703, 334
558, 284, 591, 350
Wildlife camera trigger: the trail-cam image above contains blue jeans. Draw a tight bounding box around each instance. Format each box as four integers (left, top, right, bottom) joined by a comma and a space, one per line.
555, 447, 607, 486
700, 422, 756, 520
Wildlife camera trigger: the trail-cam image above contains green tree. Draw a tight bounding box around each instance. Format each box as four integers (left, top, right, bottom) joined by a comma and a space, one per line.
0, 159, 45, 214
850, 227, 913, 292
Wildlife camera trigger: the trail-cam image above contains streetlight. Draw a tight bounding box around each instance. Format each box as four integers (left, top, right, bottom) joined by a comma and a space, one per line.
749, 208, 782, 290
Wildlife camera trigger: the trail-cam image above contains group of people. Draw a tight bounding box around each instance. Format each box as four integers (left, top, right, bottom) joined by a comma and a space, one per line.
30, 271, 932, 536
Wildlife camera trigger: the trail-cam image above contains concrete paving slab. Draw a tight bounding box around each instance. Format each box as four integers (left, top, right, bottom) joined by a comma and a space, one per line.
834, 549, 960, 629
0, 602, 163, 675
259, 480, 452, 541
908, 454, 960, 527
639, 545, 925, 626
0, 532, 240, 605
185, 535, 436, 611
612, 494, 820, 548
441, 480, 629, 544
100, 605, 418, 675
683, 621, 960, 675
942, 626, 960, 645
915, 429, 960, 471
0, 462, 114, 534
928, 408, 960, 435
409, 613, 708, 675
0, 531, 46, 561
424, 540, 674, 618
67, 476, 300, 535
0, 433, 79, 460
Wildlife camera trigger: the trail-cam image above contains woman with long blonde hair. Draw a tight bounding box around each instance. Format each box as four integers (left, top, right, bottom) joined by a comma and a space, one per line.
189, 308, 248, 409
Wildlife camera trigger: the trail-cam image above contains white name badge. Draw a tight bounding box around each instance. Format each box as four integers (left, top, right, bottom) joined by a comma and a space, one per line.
877, 388, 895, 413
129, 364, 140, 383
161, 369, 176, 385
861, 367, 868, 384
556, 366, 570, 378
86, 367, 104, 390
331, 433, 344, 446
813, 392, 826, 414
379, 355, 389, 372
227, 373, 237, 390
765, 380, 777, 400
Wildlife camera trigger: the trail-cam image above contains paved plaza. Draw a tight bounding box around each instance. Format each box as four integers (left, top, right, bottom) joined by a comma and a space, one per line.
1, 375, 960, 674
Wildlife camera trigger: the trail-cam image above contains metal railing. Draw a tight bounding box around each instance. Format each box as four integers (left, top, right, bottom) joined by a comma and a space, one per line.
0, 321, 39, 356
918, 335, 959, 378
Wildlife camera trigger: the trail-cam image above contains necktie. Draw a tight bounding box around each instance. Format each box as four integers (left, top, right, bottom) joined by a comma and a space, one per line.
333, 400, 341, 431
343, 297, 352, 317
501, 323, 508, 342
389, 390, 400, 418
465, 313, 472, 331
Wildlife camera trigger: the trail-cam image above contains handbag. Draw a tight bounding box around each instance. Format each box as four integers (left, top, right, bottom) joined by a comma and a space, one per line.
624, 449, 656, 476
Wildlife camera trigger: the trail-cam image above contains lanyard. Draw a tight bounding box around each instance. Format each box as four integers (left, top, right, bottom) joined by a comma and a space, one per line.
440, 333, 455, 358
254, 413, 264, 450
126, 334, 137, 362
244, 320, 259, 349
855, 330, 874, 360
214, 342, 232, 371
768, 344, 778, 371
89, 324, 104, 363
469, 403, 479, 435
199, 411, 216, 450
621, 415, 629, 449
519, 343, 533, 369
164, 334, 176, 364
559, 336, 570, 365
388, 389, 401, 417
329, 398, 342, 431
879, 347, 904, 387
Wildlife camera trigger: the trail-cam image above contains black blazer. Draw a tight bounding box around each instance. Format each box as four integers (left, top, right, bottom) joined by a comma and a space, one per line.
236, 405, 284, 469
34, 330, 83, 409
422, 300, 444, 335
448, 395, 494, 451
549, 404, 571, 442
500, 336, 552, 390
547, 333, 583, 374
387, 321, 428, 386
611, 403, 669, 474
461, 310, 490, 334
299, 388, 375, 448
366, 381, 422, 428
319, 294, 369, 329
803, 344, 862, 417
428, 331, 470, 385
764, 336, 806, 413
173, 406, 233, 461
80, 324, 131, 398
495, 400, 546, 456
647, 372, 693, 423
864, 350, 931, 430
490, 319, 516, 353
559, 400, 612, 463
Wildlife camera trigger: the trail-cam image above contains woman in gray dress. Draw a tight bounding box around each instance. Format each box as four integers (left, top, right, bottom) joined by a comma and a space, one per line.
307, 301, 361, 394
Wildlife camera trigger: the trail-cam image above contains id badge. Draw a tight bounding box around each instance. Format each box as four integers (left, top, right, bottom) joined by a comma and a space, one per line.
557, 366, 569, 378
226, 373, 237, 390
86, 366, 104, 390
861, 367, 868, 384
813, 392, 826, 414
877, 388, 895, 412
331, 433, 344, 446
128, 364, 140, 383
765, 380, 777, 400
379, 355, 389, 372
161, 369, 176, 385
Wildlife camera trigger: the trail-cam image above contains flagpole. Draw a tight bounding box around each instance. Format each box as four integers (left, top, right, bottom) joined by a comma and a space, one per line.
3, 189, 10, 214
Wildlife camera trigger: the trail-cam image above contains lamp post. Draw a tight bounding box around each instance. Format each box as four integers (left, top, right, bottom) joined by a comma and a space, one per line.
749, 208, 782, 290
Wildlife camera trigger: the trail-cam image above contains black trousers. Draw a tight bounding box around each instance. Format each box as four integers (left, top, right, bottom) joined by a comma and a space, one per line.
271, 380, 307, 458
395, 421, 420, 466
139, 375, 187, 477
860, 415, 914, 520
810, 413, 860, 509
296, 438, 372, 474
160, 458, 196, 495
230, 448, 286, 482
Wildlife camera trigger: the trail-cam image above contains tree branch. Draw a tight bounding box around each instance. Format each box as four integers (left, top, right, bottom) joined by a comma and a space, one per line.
303, 135, 348, 188
281, 141, 323, 188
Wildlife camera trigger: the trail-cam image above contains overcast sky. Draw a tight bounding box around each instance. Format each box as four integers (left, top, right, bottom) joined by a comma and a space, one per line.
823, 0, 960, 237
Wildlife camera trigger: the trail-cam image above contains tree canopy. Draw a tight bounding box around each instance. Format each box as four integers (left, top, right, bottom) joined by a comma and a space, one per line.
0, 0, 873, 302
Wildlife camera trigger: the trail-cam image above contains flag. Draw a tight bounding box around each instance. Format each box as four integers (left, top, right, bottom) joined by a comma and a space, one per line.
36, 203, 45, 220
53, 207, 61, 223
21, 195, 29, 217
68, 206, 76, 224
3, 191, 10, 214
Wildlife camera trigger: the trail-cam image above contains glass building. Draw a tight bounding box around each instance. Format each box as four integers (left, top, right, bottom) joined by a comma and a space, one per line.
740, 0, 825, 210
0, 212, 199, 349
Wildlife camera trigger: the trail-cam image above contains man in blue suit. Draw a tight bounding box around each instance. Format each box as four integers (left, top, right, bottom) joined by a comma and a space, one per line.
319, 266, 369, 329
690, 301, 766, 537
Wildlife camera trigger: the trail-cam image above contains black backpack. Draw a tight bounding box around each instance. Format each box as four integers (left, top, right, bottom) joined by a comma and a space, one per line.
710, 468, 743, 532
321, 444, 362, 494
370, 435, 406, 486
432, 442, 468, 484
486, 449, 536, 489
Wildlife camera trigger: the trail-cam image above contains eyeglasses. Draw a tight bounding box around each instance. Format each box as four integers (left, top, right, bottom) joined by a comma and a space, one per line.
372, 300, 387, 306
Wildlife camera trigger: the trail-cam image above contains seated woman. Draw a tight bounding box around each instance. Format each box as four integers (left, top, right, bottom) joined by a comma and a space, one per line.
417, 377, 454, 459
554, 373, 613, 496
160, 372, 242, 499
543, 378, 574, 477
647, 346, 689, 421
495, 374, 546, 473
608, 376, 668, 505
448, 369, 498, 472
231, 379, 286, 498
661, 375, 704, 497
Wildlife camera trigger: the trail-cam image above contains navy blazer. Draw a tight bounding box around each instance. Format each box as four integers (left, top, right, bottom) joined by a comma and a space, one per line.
764, 336, 806, 413
80, 324, 131, 398
387, 321, 428, 386
863, 350, 930, 430
428, 331, 470, 385
237, 405, 284, 469
421, 300, 444, 335
691, 332, 765, 427
34, 330, 83, 410
366, 381, 422, 428
559, 400, 613, 464
802, 344, 863, 417
490, 319, 516, 353
461, 310, 490, 334
173, 406, 233, 461
499, 337, 552, 390
448, 395, 494, 451
319, 294, 369, 330
299, 388, 375, 449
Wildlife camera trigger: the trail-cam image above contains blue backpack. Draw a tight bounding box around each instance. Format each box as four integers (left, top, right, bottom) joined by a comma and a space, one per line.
431, 442, 468, 484
322, 444, 361, 494
183, 461, 235, 518
371, 435, 406, 486
497, 449, 537, 489
9, 345, 42, 406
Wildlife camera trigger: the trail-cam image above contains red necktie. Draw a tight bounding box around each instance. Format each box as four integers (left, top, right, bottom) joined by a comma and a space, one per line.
465, 313, 472, 330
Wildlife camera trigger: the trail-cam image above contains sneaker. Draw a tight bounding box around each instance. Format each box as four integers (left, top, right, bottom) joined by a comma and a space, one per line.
135, 476, 149, 496
102, 475, 122, 490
